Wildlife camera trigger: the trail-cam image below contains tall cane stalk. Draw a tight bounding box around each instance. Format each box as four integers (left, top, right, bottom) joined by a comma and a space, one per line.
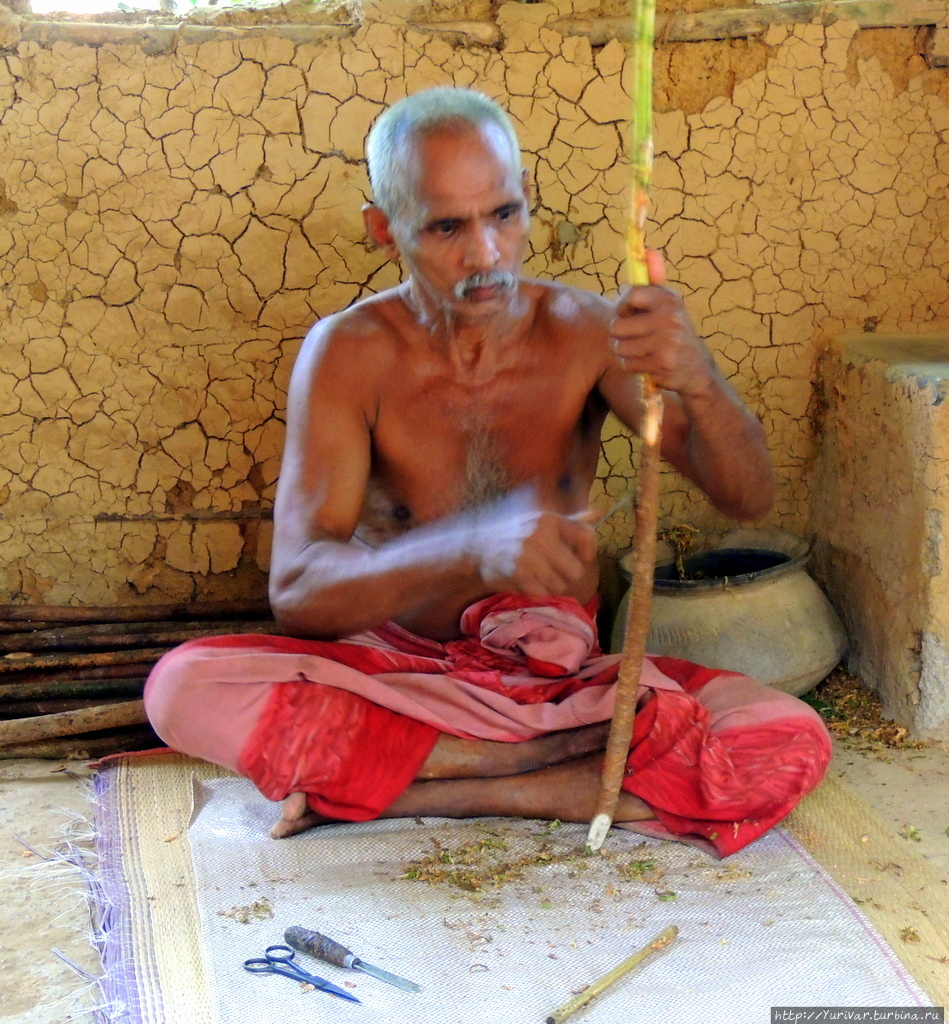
586, 0, 662, 853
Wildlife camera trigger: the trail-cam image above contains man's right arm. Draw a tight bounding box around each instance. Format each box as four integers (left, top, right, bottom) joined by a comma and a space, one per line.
269, 317, 478, 638
268, 318, 597, 639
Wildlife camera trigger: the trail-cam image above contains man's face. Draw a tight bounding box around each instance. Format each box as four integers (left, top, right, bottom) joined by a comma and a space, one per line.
388, 123, 531, 321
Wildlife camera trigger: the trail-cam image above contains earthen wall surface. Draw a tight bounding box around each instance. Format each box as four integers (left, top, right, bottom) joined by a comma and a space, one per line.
813, 339, 949, 736
1, 0, 948, 604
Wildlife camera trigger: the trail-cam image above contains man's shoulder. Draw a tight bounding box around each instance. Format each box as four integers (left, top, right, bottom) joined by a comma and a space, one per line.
528, 278, 614, 329
298, 289, 406, 371
524, 279, 614, 361
308, 287, 404, 343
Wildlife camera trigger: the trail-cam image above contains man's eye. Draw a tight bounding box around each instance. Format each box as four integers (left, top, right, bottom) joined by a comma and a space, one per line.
496, 205, 520, 222
431, 221, 458, 236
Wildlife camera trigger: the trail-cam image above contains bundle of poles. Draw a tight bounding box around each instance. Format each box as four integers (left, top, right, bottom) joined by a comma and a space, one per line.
0, 599, 275, 759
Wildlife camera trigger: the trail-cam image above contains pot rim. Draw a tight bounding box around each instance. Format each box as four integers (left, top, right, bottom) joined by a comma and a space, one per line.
621, 527, 813, 592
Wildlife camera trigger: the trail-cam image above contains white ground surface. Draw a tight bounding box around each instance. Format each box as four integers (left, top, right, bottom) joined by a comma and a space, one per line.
1, 740, 948, 1024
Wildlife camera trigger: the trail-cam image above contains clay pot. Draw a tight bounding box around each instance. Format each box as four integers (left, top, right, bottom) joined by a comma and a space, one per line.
611, 527, 847, 696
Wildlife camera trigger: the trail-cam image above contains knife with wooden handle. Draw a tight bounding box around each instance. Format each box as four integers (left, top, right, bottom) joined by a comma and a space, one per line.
285, 925, 422, 993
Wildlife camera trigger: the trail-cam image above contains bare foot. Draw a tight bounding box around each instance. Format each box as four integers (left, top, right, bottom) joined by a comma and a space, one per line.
416, 722, 611, 780
270, 792, 332, 839
271, 720, 653, 838
384, 754, 653, 825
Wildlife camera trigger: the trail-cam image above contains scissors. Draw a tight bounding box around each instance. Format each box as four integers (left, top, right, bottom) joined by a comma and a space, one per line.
243, 944, 361, 1003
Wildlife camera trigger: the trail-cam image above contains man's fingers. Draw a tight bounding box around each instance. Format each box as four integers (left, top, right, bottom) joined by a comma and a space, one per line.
519, 543, 586, 594
511, 514, 596, 594
612, 289, 673, 331
645, 248, 667, 286
475, 506, 596, 595
558, 515, 598, 563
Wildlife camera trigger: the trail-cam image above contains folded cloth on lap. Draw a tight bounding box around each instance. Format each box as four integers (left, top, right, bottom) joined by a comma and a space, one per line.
144, 593, 832, 858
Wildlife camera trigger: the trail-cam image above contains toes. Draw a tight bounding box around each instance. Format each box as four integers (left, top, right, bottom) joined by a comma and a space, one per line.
270, 809, 324, 839
271, 792, 318, 839
281, 791, 309, 821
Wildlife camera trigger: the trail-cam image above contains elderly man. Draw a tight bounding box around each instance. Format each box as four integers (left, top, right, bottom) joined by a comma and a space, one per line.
145, 87, 830, 857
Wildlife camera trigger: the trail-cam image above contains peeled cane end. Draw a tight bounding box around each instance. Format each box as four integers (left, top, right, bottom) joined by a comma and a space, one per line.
642, 408, 661, 446
586, 813, 612, 852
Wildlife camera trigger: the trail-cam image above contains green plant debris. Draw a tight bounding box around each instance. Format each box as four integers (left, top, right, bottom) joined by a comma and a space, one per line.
713, 864, 753, 881
802, 668, 929, 751
853, 897, 885, 910
655, 890, 677, 901
899, 927, 921, 943
402, 831, 667, 896
217, 898, 274, 923
402, 836, 566, 893
658, 524, 699, 580
618, 857, 662, 882
899, 825, 922, 842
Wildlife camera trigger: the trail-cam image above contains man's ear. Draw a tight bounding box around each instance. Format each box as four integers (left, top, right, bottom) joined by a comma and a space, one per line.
363, 203, 399, 257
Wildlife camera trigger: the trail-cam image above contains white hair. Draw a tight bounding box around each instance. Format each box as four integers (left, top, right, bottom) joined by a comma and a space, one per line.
366, 87, 522, 227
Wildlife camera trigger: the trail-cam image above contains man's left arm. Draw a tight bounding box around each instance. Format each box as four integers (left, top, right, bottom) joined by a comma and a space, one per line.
597, 253, 775, 521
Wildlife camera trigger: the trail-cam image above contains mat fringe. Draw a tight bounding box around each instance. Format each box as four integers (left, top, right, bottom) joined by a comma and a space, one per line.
5, 780, 129, 1023
13, 754, 949, 1022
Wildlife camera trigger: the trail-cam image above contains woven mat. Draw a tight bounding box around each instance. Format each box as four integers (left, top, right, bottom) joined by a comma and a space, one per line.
90, 754, 949, 1023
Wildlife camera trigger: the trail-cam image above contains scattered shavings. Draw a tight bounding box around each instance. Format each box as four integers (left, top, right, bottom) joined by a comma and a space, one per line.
402, 830, 569, 893
802, 668, 928, 751
217, 898, 274, 923
401, 828, 670, 897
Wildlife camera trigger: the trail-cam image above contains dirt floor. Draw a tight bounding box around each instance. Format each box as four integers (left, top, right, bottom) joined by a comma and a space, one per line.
0, 758, 100, 1024
1, 738, 948, 1023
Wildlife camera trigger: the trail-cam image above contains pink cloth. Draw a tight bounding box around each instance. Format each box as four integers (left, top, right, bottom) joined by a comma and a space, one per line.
144, 594, 832, 857
144, 595, 682, 767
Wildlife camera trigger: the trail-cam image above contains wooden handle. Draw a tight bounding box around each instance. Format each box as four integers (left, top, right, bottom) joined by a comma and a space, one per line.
285, 926, 354, 968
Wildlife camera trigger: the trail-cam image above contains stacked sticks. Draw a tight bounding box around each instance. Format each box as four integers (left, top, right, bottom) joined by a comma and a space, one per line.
0, 600, 275, 759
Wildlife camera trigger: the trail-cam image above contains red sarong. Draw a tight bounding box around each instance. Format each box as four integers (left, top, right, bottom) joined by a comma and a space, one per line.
145, 594, 831, 858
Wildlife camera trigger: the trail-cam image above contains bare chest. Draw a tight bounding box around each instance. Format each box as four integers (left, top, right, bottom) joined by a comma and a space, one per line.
356, 354, 606, 542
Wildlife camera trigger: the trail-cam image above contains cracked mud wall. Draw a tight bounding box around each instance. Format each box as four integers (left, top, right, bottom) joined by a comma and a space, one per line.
812, 343, 949, 737
1, 1, 948, 604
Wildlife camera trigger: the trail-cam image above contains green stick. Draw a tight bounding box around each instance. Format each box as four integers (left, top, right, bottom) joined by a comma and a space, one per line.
544, 925, 678, 1024
587, 0, 662, 853
626, 0, 656, 287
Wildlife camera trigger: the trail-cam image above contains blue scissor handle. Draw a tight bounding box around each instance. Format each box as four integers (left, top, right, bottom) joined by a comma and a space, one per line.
243, 945, 361, 1003
264, 945, 303, 968
261, 945, 297, 962
244, 945, 312, 980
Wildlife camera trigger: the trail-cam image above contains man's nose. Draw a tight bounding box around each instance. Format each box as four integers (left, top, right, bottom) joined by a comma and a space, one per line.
464, 223, 499, 269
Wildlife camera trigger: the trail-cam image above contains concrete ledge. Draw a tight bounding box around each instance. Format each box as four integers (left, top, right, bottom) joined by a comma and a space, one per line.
841, 330, 949, 386
12, 0, 949, 51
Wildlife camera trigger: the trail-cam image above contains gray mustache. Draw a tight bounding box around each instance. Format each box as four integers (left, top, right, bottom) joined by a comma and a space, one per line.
454, 271, 517, 300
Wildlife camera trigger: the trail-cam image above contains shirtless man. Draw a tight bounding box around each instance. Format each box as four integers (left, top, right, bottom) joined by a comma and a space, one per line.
262, 87, 776, 838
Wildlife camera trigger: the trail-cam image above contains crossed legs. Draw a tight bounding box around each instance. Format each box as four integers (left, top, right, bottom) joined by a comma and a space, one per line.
271, 723, 653, 838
